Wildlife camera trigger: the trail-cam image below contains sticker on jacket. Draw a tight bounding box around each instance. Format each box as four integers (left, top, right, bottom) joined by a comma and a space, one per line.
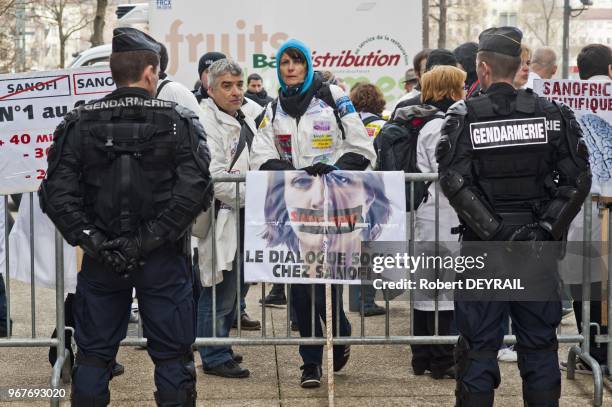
274, 134, 293, 162
335, 96, 356, 117
365, 123, 382, 138
311, 120, 334, 154
469, 117, 548, 150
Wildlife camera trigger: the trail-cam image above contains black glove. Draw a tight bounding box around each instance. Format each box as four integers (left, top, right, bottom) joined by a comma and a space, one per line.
509, 223, 552, 242
507, 223, 553, 259
79, 228, 108, 259
301, 163, 337, 176
100, 236, 144, 276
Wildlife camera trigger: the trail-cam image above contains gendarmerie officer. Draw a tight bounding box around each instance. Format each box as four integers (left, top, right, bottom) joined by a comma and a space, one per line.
39, 27, 212, 407
436, 27, 591, 407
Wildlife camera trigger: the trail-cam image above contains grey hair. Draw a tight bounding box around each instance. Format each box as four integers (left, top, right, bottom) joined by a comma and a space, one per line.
208, 58, 243, 88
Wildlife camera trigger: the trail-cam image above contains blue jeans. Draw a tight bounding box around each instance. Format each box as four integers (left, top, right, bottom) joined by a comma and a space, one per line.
197, 266, 238, 368
292, 284, 351, 366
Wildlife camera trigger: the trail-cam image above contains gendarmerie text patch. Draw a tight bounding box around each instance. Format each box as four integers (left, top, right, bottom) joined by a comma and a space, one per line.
469, 117, 548, 150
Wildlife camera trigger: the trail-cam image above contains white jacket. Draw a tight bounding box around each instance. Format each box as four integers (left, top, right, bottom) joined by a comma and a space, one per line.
242, 97, 265, 121
250, 84, 376, 170
156, 78, 205, 125
414, 117, 458, 311
197, 97, 255, 287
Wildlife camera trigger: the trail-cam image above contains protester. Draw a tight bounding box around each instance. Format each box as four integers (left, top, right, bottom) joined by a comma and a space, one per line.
409, 65, 465, 380
39, 27, 212, 405
401, 68, 419, 97
393, 49, 457, 114
347, 82, 387, 316
194, 51, 263, 120
193, 51, 227, 103
251, 38, 375, 388
197, 58, 258, 379
350, 82, 387, 139
245, 73, 274, 107
453, 42, 480, 97
526, 46, 557, 89
437, 26, 590, 406
513, 43, 531, 89
560, 43, 612, 374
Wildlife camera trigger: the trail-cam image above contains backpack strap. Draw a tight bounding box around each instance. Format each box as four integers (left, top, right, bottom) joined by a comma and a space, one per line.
156, 79, 172, 98
515, 89, 536, 114
316, 84, 346, 139
466, 95, 495, 119
362, 114, 383, 126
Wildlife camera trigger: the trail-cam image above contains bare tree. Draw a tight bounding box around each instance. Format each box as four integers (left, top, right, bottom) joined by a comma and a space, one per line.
519, 0, 561, 46
89, 0, 107, 47
40, 0, 94, 67
429, 0, 448, 48
0, 0, 18, 72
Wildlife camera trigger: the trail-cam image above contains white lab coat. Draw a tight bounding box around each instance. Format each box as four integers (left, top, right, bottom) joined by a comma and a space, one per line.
157, 78, 205, 124
197, 98, 254, 287
414, 117, 457, 311
7, 193, 77, 294
250, 84, 376, 170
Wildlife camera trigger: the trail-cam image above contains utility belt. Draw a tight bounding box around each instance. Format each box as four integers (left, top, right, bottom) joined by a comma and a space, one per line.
450, 212, 536, 236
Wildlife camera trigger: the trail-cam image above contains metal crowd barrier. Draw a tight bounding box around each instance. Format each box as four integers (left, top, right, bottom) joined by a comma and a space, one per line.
0, 174, 607, 406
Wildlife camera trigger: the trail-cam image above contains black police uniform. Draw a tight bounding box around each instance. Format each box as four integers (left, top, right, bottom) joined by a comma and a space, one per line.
436, 27, 591, 407
39, 28, 212, 407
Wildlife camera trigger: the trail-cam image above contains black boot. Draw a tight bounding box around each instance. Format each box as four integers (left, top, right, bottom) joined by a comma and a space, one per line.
259, 284, 286, 306
71, 389, 110, 407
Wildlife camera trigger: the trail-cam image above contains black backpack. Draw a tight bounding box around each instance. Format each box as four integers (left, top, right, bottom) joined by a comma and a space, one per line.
375, 105, 444, 211
255, 83, 346, 139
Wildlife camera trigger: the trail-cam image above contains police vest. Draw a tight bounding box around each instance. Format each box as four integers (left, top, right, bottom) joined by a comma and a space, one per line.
465, 90, 563, 212
79, 96, 181, 237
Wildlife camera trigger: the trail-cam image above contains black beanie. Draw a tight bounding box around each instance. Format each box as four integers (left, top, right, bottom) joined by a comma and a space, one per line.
198, 52, 226, 77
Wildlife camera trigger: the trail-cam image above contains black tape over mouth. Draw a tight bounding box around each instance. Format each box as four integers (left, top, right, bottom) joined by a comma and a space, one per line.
290, 206, 366, 234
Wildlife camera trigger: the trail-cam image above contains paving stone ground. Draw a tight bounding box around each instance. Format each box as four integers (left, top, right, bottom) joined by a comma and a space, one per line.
1, 279, 611, 406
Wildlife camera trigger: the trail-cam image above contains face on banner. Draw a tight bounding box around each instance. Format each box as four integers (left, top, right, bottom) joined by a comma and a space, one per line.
283, 171, 374, 254
264, 171, 390, 262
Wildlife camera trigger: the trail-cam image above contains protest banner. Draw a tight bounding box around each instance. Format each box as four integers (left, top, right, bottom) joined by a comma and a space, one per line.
244, 170, 406, 284
533, 78, 612, 196
0, 67, 115, 195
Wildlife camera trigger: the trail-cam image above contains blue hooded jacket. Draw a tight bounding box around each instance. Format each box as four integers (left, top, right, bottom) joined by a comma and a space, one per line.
276, 39, 314, 95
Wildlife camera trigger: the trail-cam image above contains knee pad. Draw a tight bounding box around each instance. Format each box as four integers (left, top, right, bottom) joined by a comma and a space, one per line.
515, 343, 560, 406
454, 336, 498, 407
72, 352, 115, 397
153, 352, 197, 389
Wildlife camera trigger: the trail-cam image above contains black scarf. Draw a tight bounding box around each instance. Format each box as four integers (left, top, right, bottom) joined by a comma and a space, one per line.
278, 74, 323, 119
428, 97, 456, 113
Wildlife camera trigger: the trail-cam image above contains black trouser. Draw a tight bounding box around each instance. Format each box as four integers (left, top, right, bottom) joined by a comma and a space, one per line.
411, 309, 455, 374
72, 245, 195, 404
570, 283, 608, 365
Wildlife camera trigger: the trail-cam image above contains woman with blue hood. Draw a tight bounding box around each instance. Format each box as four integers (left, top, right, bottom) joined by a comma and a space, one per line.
251, 39, 376, 388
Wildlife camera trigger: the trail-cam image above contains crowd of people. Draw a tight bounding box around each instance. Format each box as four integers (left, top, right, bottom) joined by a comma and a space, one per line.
6, 19, 609, 407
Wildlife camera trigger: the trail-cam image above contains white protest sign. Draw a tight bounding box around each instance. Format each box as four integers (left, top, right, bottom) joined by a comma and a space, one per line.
244, 170, 406, 285
533, 79, 612, 196
0, 67, 115, 195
